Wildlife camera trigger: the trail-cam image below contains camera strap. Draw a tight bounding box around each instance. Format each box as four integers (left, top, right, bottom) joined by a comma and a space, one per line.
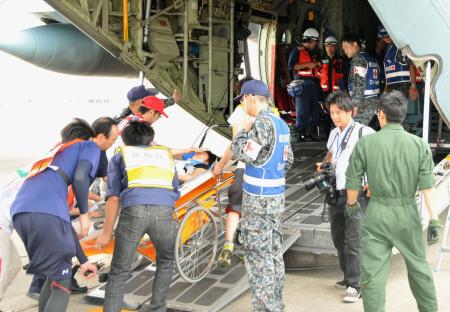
334, 120, 356, 163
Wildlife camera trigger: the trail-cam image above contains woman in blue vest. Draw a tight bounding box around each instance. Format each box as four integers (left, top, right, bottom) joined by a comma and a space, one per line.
11, 118, 100, 312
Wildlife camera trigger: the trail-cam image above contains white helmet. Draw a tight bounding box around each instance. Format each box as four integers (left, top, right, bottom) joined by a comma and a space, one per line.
324, 35, 338, 45
302, 28, 319, 41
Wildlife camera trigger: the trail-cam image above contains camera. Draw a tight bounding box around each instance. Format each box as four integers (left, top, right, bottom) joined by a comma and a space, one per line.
302, 162, 336, 204
301, 162, 337, 222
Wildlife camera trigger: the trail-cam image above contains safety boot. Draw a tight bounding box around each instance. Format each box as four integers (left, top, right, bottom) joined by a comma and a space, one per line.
218, 241, 234, 268
298, 130, 312, 142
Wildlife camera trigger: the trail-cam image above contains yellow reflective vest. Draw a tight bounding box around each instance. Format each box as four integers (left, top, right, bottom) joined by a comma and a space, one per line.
119, 146, 175, 189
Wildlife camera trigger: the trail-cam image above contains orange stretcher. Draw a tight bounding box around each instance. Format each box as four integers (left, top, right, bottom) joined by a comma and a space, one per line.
79, 171, 234, 283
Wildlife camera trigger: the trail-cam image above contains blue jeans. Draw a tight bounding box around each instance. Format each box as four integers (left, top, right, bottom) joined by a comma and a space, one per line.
104, 205, 176, 312
29, 274, 46, 293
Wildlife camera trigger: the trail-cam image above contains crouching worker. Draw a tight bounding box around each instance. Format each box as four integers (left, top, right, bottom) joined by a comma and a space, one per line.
10, 118, 100, 312
96, 120, 180, 312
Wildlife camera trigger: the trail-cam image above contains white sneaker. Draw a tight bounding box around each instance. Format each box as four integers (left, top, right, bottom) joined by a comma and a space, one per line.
343, 286, 361, 303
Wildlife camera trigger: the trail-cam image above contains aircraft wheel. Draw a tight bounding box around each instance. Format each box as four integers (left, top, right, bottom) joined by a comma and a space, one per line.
175, 206, 218, 283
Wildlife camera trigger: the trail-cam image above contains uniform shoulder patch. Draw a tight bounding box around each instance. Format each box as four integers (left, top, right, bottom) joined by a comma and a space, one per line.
354, 66, 367, 77
243, 139, 262, 161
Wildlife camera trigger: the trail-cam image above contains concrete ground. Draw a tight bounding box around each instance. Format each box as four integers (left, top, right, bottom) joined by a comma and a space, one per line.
1, 158, 450, 312
1, 212, 449, 312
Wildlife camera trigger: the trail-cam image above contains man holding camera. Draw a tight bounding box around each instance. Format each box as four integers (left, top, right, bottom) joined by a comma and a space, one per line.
346, 91, 440, 312
321, 91, 374, 303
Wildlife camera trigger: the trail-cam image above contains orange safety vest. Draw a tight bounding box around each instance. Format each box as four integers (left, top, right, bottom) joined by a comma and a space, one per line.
26, 139, 83, 180
26, 139, 87, 212
296, 47, 319, 78
320, 56, 344, 91
67, 185, 76, 211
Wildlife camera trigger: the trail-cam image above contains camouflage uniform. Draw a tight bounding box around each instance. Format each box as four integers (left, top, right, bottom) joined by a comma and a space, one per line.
349, 53, 379, 125
231, 107, 294, 312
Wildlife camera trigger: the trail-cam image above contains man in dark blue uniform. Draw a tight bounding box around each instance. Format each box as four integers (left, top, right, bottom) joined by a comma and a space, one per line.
289, 28, 321, 141
378, 26, 418, 100
11, 118, 100, 311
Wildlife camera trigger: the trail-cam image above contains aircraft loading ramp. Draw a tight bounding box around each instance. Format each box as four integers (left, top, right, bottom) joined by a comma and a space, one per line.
82, 143, 333, 311
84, 227, 300, 312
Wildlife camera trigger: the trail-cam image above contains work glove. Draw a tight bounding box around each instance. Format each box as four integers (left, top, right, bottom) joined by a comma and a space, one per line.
427, 219, 442, 245
345, 201, 361, 221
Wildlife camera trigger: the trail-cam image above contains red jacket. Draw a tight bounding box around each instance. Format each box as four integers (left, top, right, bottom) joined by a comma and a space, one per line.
319, 56, 344, 91
296, 47, 319, 78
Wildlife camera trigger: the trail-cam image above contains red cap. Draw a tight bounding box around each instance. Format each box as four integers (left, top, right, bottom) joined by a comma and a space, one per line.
142, 96, 168, 118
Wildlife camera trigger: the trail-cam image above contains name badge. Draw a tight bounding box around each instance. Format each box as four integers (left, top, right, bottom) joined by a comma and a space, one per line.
243, 139, 262, 160
283, 145, 289, 161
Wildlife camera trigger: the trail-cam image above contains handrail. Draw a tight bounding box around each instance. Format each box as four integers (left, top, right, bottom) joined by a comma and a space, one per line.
122, 0, 129, 42
198, 124, 230, 148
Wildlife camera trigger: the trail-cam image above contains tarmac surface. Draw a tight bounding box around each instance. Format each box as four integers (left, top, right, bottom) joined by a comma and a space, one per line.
1, 158, 450, 312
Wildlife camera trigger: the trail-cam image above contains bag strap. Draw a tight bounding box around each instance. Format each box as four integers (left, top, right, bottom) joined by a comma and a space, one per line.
358, 126, 365, 139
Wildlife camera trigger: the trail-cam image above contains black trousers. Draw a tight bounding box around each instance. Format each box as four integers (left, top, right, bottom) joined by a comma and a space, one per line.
329, 193, 367, 290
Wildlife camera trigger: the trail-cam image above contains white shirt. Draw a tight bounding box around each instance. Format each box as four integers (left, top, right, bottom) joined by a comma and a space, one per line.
327, 120, 375, 190
106, 117, 129, 160
0, 178, 24, 235
227, 105, 255, 169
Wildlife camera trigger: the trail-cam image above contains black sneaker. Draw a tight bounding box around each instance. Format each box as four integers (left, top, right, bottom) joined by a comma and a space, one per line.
335, 280, 347, 289
26, 291, 40, 301
298, 132, 313, 142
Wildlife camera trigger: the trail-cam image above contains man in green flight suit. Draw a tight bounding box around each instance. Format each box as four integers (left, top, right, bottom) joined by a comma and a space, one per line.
345, 90, 441, 312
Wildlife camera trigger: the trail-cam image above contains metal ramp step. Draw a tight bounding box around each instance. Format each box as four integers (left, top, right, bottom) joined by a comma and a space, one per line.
280, 143, 337, 256
81, 141, 331, 310
82, 228, 300, 312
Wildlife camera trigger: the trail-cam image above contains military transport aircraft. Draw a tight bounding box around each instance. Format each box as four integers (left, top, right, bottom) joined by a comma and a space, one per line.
1, 0, 449, 311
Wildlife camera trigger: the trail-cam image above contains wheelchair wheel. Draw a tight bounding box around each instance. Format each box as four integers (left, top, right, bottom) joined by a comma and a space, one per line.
175, 206, 218, 283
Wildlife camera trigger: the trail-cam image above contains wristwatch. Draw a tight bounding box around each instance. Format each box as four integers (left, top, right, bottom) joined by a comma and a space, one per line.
410, 82, 417, 88
347, 201, 357, 208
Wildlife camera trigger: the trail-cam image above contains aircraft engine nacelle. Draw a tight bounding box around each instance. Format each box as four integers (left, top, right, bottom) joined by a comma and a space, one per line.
0, 23, 137, 77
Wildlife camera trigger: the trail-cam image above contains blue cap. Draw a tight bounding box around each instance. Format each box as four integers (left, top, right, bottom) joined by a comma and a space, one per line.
234, 79, 270, 101
377, 25, 389, 38
127, 85, 158, 102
